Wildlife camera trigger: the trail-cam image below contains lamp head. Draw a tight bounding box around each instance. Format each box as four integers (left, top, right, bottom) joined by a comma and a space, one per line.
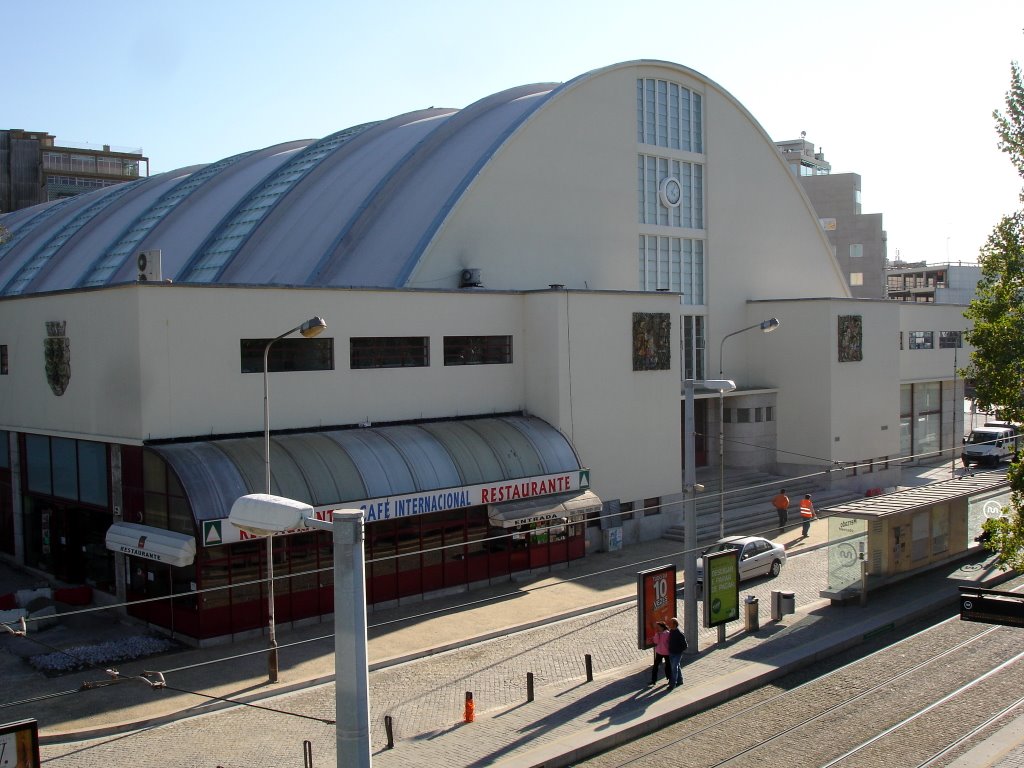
702, 378, 737, 393
760, 317, 780, 333
229, 493, 314, 536
299, 316, 327, 338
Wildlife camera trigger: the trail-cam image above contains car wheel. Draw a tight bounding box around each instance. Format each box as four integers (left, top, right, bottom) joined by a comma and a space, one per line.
769, 559, 782, 577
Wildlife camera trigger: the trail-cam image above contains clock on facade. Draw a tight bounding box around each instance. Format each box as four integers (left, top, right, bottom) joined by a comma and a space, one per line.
658, 176, 682, 208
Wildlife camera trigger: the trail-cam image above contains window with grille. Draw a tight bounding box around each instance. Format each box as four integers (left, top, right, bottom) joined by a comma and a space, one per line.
241, 338, 335, 373
350, 337, 429, 369
443, 336, 512, 366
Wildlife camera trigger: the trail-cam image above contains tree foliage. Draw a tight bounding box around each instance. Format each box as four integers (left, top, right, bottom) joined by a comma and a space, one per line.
964, 60, 1024, 570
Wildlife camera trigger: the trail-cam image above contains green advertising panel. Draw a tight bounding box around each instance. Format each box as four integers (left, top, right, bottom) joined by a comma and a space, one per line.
703, 549, 739, 628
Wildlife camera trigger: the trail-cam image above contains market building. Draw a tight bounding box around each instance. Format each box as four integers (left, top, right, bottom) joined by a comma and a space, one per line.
0, 60, 970, 643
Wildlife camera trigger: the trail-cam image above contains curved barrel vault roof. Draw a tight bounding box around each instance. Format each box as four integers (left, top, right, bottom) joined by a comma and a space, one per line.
0, 59, 845, 297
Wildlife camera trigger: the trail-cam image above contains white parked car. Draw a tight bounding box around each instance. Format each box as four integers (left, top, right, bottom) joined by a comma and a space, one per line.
696, 535, 787, 582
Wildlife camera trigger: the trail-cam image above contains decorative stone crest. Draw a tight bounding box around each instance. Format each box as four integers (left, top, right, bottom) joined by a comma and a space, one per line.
44, 320, 70, 396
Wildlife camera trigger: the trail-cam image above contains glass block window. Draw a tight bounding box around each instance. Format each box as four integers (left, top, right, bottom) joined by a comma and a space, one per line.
637, 79, 703, 152
637, 155, 703, 229
638, 236, 704, 303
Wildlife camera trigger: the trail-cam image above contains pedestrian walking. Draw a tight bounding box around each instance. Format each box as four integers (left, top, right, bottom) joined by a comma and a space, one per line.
799, 493, 816, 537
666, 617, 687, 690
772, 488, 790, 533
650, 621, 670, 685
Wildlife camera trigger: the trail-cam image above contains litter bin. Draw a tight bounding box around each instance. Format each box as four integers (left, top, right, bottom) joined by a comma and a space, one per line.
771, 590, 796, 621
744, 595, 759, 633
780, 591, 795, 616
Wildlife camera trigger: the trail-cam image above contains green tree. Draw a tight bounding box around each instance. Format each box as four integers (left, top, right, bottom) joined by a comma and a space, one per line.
964, 60, 1024, 570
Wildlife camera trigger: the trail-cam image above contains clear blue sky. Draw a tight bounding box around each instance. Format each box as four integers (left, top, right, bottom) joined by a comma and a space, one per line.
7, 0, 1023, 264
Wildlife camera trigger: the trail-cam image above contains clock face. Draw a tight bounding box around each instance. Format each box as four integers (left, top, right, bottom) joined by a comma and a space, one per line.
659, 176, 682, 208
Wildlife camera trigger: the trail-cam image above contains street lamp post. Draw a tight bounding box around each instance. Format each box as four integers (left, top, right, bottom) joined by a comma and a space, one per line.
261, 316, 327, 683
230, 496, 371, 768
716, 318, 780, 539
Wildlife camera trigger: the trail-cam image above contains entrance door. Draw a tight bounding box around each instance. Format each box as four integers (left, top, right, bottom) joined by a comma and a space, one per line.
682, 399, 711, 468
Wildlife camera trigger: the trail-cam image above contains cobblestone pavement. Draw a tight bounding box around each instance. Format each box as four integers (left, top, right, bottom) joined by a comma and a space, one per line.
37, 546, 833, 766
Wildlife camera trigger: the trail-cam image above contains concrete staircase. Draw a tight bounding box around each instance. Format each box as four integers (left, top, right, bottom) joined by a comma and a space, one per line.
662, 468, 864, 548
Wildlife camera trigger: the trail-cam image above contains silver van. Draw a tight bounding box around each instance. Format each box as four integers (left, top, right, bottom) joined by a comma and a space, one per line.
962, 422, 1020, 466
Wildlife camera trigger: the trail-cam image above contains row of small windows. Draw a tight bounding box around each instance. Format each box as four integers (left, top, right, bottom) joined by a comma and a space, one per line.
45, 175, 119, 191
636, 79, 703, 153
638, 236, 705, 304
723, 406, 775, 424
637, 155, 703, 229
904, 331, 962, 350
43, 152, 141, 177
239, 335, 513, 373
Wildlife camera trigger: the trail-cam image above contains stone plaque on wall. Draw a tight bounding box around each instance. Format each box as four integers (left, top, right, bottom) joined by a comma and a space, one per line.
838, 315, 863, 362
633, 312, 671, 371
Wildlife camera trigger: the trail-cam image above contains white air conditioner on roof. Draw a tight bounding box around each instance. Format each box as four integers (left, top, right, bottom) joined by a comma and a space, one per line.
137, 249, 162, 282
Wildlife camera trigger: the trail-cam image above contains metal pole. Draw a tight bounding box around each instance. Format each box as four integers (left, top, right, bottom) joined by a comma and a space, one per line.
683, 379, 699, 654
333, 510, 372, 767
719, 390, 725, 539
263, 338, 279, 684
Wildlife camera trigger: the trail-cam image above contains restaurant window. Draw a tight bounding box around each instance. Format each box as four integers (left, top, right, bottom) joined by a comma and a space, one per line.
350, 337, 429, 369
241, 337, 334, 373
22, 434, 108, 506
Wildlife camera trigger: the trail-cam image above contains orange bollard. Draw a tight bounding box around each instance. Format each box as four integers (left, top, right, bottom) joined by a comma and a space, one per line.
464, 691, 475, 723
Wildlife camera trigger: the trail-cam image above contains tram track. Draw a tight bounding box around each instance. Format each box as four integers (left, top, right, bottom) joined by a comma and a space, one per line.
576, 609, 1024, 768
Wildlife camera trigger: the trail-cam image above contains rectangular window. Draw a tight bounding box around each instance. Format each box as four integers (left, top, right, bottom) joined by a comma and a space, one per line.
765, 406, 774, 422
0, 344, 7, 375
939, 331, 962, 349
736, 408, 751, 423
619, 501, 634, 522
350, 337, 428, 369
0, 430, 8, 469
240, 338, 334, 373
443, 336, 512, 366
850, 244, 864, 258
682, 315, 706, 381
754, 407, 763, 423
850, 272, 864, 286
643, 496, 661, 517
908, 331, 933, 350
723, 407, 732, 424
25, 434, 52, 495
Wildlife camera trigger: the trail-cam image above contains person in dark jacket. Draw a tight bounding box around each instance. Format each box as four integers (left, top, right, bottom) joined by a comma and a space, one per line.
666, 617, 687, 689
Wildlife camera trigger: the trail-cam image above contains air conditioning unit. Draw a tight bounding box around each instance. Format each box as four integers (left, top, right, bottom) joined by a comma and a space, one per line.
459, 268, 482, 288
137, 250, 163, 282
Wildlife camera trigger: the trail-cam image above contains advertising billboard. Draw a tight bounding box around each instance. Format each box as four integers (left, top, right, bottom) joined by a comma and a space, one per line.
636, 565, 677, 649
703, 549, 739, 628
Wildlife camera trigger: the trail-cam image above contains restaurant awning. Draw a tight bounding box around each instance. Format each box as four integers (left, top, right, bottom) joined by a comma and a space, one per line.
488, 490, 603, 528
105, 522, 197, 567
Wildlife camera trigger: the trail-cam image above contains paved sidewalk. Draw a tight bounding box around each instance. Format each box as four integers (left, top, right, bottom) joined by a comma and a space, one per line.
0, 461, 1019, 767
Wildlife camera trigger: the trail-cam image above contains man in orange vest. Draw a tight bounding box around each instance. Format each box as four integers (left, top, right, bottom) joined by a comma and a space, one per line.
772, 488, 790, 533
799, 494, 816, 538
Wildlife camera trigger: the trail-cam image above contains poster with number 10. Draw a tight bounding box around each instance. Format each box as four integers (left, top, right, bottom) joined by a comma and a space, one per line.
636, 565, 677, 649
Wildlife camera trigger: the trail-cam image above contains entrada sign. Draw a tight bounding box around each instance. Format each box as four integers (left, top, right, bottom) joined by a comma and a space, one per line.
203, 470, 591, 546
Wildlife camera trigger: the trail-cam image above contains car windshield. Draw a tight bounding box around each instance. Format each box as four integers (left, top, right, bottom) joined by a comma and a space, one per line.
713, 542, 743, 553
968, 431, 1000, 445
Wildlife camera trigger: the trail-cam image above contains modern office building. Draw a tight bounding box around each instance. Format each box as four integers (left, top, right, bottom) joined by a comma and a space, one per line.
887, 261, 982, 303
0, 129, 149, 213
776, 138, 888, 299
0, 60, 969, 642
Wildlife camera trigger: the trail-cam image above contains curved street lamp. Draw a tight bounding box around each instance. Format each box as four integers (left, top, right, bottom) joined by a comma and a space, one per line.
261, 316, 327, 683
716, 317, 780, 539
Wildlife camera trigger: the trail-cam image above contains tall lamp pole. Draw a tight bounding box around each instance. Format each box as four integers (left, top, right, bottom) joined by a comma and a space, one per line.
262, 316, 327, 683
717, 317, 780, 539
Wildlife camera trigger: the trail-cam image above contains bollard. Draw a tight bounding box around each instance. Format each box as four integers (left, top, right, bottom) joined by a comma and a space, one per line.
585, 653, 593, 682
744, 594, 759, 633
303, 740, 313, 768
384, 715, 395, 750
771, 589, 782, 622
464, 691, 475, 722
527, 672, 534, 702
